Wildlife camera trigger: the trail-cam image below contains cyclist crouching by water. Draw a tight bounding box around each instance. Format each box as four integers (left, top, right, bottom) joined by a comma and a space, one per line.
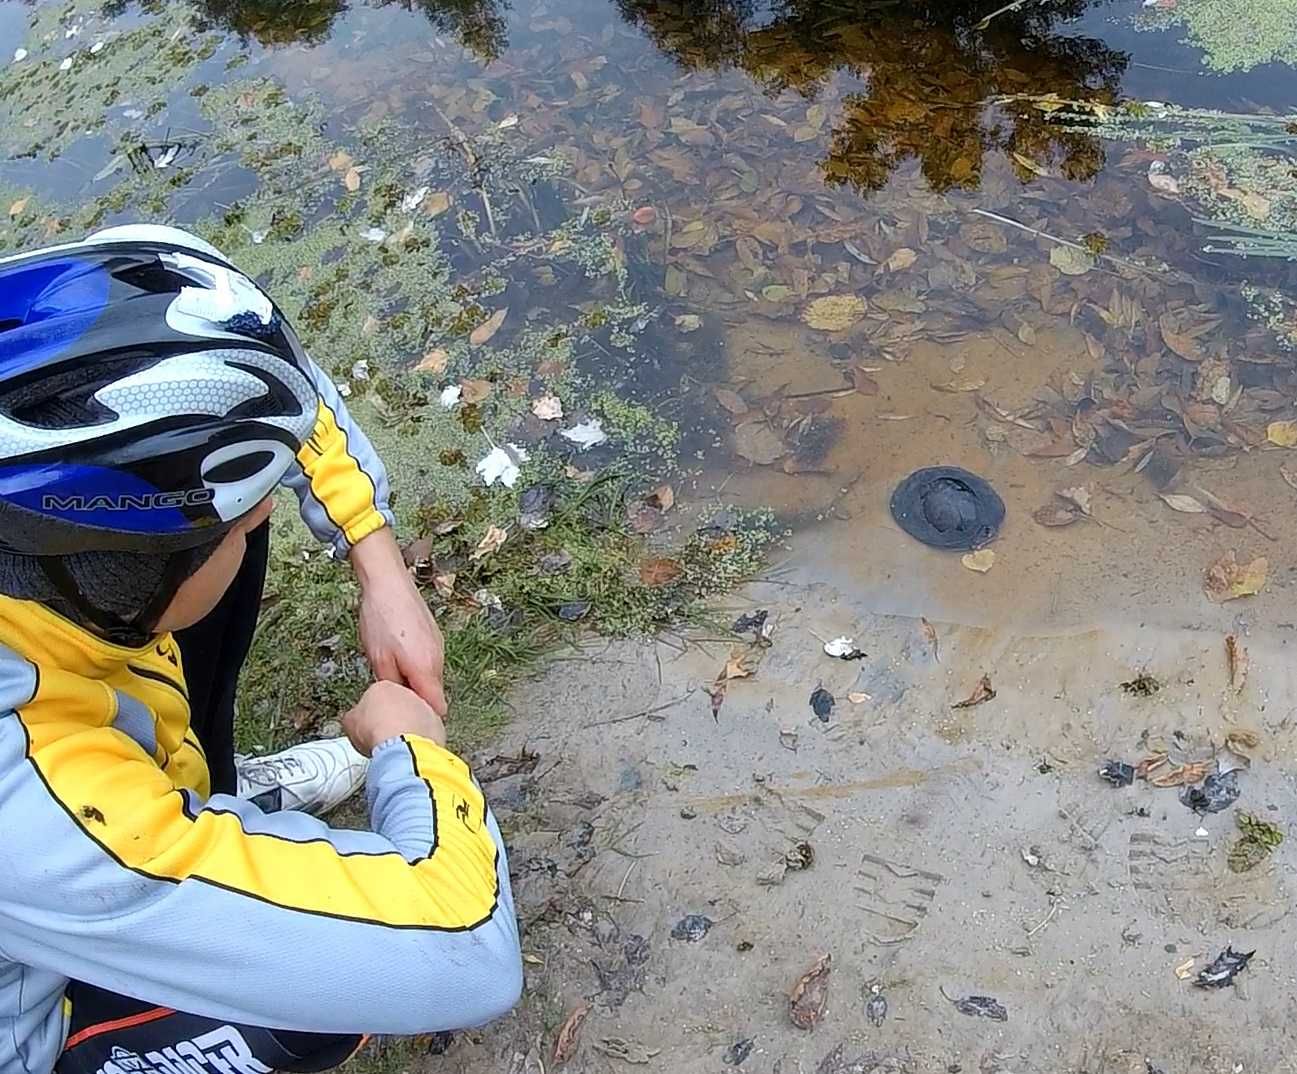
0, 225, 522, 1074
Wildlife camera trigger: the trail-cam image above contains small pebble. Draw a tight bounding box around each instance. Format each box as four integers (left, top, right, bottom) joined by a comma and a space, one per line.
58, 56, 73, 71
90, 40, 104, 53
12, 48, 27, 62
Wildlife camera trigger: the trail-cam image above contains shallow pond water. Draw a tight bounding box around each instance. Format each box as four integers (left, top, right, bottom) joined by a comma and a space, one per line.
5, 0, 1297, 637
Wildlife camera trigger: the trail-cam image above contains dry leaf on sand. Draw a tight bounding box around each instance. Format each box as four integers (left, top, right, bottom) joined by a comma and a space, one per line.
952, 673, 996, 709
1204, 551, 1267, 603
1033, 504, 1081, 527
720, 645, 763, 682
469, 308, 509, 346
961, 549, 995, 573
553, 1002, 591, 1065
1055, 485, 1093, 516
789, 953, 832, 1030
1160, 493, 1207, 514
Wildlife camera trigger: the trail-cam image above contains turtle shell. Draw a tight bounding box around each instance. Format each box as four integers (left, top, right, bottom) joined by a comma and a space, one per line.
889, 466, 1005, 551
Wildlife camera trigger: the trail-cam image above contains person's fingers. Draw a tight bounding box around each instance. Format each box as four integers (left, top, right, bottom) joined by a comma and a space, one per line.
370, 651, 401, 684
403, 659, 449, 718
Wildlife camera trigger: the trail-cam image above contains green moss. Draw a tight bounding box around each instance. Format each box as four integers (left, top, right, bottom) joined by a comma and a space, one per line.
1138, 0, 1297, 72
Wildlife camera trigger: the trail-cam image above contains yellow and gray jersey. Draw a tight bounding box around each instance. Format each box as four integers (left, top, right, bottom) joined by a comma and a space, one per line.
0, 598, 522, 1074
284, 355, 394, 556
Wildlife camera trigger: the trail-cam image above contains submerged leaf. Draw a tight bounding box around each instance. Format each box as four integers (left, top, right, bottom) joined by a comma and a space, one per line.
1049, 246, 1094, 276
532, 395, 564, 421
1266, 420, 1297, 447
884, 247, 917, 272
470, 308, 509, 346
415, 348, 449, 374
714, 387, 749, 415
561, 419, 609, 450
802, 295, 866, 332
733, 422, 786, 465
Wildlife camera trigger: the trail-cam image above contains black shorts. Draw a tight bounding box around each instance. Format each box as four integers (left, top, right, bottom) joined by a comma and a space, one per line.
57, 981, 363, 1074
57, 525, 361, 1074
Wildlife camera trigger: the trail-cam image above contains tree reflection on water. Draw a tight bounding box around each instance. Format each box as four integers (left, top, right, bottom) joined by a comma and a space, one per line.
187, 0, 1125, 193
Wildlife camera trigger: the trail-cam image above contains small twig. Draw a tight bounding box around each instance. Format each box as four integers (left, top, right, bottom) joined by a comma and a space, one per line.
973, 0, 1034, 30
582, 693, 692, 728
1024, 896, 1064, 938
616, 861, 636, 899
969, 208, 1150, 274
662, 202, 673, 287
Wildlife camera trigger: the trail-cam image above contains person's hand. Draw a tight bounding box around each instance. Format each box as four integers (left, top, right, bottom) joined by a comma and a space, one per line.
343, 680, 448, 756
350, 527, 448, 717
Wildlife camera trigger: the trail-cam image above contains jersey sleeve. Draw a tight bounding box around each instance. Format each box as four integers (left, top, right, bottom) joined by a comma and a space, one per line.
281, 356, 396, 557
0, 714, 522, 1035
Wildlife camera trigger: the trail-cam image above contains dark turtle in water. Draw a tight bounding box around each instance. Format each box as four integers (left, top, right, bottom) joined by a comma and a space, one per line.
889, 466, 1005, 551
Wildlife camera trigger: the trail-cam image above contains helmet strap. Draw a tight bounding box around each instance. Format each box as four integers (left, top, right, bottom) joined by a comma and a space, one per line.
37, 550, 199, 645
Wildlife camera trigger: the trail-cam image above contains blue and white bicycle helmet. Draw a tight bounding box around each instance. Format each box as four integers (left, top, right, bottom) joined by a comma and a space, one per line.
0, 225, 318, 558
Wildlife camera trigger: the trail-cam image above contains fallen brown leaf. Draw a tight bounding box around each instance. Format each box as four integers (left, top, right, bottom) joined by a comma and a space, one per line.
847, 366, 880, 395
470, 525, 508, 562
1160, 493, 1207, 514
1204, 551, 1268, 603
714, 387, 749, 415
469, 308, 509, 346
733, 421, 787, 465
789, 953, 831, 1030
884, 247, 917, 272
961, 549, 995, 573
1226, 634, 1248, 694
401, 535, 433, 567
721, 644, 762, 682
1137, 754, 1209, 788
639, 557, 683, 587
415, 348, 449, 374
1159, 308, 1220, 363
952, 673, 995, 709
1033, 504, 1081, 527
645, 483, 674, 512
460, 378, 493, 405
1055, 485, 1093, 516
553, 1002, 591, 1065
343, 166, 362, 192
8, 198, 28, 218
